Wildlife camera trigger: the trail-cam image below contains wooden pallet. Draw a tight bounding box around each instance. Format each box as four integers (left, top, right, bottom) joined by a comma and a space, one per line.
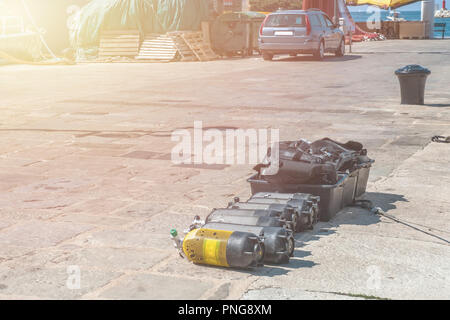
98, 30, 217, 62
98, 30, 140, 58
167, 32, 197, 61
398, 21, 426, 40
135, 34, 179, 62
180, 31, 217, 62
168, 31, 217, 62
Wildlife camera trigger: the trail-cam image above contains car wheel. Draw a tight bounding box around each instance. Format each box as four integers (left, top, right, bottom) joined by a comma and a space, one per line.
313, 41, 324, 60
262, 53, 273, 61
335, 38, 345, 57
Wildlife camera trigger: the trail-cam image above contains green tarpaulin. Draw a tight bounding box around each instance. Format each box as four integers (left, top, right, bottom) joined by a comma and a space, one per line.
70, 0, 208, 48
157, 0, 208, 32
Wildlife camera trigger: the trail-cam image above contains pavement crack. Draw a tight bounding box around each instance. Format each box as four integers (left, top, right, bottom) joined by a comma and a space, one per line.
306, 289, 390, 300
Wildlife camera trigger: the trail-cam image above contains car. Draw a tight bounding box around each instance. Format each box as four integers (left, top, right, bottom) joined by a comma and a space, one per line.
258, 9, 345, 61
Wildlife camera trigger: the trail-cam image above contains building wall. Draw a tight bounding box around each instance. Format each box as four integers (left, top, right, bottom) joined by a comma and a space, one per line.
249, 0, 302, 12
223, 0, 243, 12
302, 0, 336, 19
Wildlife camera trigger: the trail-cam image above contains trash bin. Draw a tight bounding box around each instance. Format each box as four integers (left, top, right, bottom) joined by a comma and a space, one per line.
243, 11, 266, 55
395, 64, 431, 105
210, 12, 265, 57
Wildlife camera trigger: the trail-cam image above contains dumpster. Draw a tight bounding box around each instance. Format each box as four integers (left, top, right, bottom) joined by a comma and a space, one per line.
395, 64, 431, 105
244, 11, 266, 55
210, 11, 266, 57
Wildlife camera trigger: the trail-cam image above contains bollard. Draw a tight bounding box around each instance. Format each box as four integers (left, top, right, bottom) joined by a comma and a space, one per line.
395, 65, 431, 105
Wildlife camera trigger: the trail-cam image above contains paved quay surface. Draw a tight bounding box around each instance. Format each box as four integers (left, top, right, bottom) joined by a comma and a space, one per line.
0, 40, 449, 299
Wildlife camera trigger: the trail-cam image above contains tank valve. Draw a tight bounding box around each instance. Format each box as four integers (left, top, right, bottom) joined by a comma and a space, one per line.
170, 229, 185, 259
185, 215, 205, 233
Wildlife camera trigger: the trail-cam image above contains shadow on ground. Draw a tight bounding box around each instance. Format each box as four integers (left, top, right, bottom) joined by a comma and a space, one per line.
364, 191, 408, 212
244, 191, 407, 277
424, 103, 450, 107
166, 192, 406, 278
273, 54, 362, 62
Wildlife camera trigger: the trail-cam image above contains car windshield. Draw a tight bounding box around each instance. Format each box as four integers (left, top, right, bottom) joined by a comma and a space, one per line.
265, 14, 306, 27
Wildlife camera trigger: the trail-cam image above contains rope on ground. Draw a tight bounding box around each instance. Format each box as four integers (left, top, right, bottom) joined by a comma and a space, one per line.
351, 200, 450, 245
431, 136, 450, 143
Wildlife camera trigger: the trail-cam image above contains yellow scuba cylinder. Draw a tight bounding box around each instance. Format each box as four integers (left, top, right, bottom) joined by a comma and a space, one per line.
171, 228, 264, 269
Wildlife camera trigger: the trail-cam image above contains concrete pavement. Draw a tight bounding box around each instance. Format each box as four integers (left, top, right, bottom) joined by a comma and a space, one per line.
0, 40, 449, 299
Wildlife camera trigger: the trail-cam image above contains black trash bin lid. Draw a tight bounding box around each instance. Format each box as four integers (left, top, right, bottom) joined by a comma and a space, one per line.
395, 64, 431, 75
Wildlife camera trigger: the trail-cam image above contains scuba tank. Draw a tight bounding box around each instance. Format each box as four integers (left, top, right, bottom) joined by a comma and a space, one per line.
205, 208, 292, 229
227, 197, 298, 231
251, 192, 316, 202
203, 223, 294, 264
170, 228, 264, 269
248, 192, 320, 232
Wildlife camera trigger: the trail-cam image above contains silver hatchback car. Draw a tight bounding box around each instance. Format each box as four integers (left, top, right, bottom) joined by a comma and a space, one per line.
258, 9, 345, 61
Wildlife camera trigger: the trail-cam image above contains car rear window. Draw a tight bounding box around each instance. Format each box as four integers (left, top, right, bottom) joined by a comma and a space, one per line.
265, 14, 306, 27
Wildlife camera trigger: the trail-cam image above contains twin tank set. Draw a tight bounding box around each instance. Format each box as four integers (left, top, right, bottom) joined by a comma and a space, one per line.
171, 192, 319, 268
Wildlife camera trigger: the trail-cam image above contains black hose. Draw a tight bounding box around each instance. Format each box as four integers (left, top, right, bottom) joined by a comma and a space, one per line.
351, 200, 450, 245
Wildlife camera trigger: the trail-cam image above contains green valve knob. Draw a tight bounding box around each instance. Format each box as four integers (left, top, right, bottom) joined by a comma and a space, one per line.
170, 229, 178, 237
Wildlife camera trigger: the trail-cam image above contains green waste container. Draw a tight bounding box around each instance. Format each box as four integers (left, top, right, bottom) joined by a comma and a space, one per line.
244, 11, 266, 56
211, 11, 266, 57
